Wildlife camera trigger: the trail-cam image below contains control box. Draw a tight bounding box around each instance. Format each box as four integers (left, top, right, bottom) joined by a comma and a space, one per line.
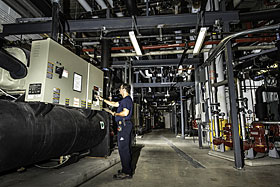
25, 38, 103, 110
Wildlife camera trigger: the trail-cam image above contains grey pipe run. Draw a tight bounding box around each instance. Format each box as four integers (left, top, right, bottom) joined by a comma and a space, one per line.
256, 121, 280, 125
212, 80, 228, 87
201, 23, 280, 68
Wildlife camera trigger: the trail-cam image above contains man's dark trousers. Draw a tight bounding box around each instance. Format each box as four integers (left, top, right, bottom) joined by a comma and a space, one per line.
117, 121, 133, 175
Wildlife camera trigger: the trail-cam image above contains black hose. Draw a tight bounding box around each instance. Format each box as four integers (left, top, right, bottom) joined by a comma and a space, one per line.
0, 49, 27, 79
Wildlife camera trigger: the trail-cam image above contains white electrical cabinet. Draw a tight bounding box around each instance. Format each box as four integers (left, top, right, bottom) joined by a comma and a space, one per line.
25, 38, 103, 110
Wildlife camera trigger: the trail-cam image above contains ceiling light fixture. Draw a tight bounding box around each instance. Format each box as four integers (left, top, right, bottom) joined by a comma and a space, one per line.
77, 0, 92, 12
193, 27, 207, 56
129, 31, 142, 56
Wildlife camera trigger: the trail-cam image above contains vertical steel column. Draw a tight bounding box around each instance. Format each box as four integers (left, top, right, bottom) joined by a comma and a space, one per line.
51, 0, 60, 41
206, 66, 215, 150
145, 0, 149, 16
180, 86, 185, 139
224, 23, 244, 169
174, 104, 178, 135
195, 67, 203, 148
124, 61, 128, 83
204, 51, 214, 148
129, 58, 133, 98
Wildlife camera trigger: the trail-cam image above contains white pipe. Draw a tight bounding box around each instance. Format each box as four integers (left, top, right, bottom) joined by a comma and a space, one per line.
210, 61, 219, 139
214, 0, 219, 11
144, 70, 153, 77
215, 54, 228, 119
116, 12, 124, 17
236, 78, 246, 141
237, 45, 275, 50
107, 0, 114, 8
82, 41, 100, 46
95, 0, 107, 9
77, 0, 92, 12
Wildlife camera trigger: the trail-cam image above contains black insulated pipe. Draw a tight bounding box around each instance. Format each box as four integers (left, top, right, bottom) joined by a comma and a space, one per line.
0, 49, 27, 79
0, 100, 107, 173
101, 39, 111, 69
240, 8, 280, 22
255, 86, 280, 120
51, 0, 60, 41
125, 0, 138, 16
101, 39, 112, 98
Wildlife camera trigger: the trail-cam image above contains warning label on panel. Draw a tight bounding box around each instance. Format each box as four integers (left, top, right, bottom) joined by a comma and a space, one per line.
73, 97, 80, 107
47, 62, 54, 79
53, 88, 60, 104
65, 98, 70, 106
81, 100, 86, 108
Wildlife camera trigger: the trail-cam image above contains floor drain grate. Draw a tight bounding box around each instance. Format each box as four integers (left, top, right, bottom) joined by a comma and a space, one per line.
161, 136, 205, 169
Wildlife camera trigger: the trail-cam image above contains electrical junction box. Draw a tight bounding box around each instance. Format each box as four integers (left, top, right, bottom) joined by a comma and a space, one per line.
25, 38, 103, 110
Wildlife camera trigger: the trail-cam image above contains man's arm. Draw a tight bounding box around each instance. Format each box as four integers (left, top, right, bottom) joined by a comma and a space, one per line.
103, 108, 129, 117
114, 108, 129, 117
97, 95, 119, 107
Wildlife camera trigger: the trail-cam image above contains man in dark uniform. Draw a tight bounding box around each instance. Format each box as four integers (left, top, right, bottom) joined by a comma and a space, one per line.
97, 83, 133, 180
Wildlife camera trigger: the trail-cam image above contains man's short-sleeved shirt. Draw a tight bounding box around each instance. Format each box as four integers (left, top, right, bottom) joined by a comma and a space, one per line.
115, 96, 133, 122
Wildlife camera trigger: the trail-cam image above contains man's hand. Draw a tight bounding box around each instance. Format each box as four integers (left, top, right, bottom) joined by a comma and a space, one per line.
96, 95, 103, 101
103, 108, 115, 116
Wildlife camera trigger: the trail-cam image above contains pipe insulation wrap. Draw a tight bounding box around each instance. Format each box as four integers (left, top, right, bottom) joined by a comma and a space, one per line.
0, 49, 27, 79
0, 100, 107, 173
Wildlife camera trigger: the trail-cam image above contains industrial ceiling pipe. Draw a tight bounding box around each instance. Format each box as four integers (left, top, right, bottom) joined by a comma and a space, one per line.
240, 8, 280, 22
101, 39, 112, 98
203, 23, 280, 67
0, 49, 27, 79
101, 39, 112, 69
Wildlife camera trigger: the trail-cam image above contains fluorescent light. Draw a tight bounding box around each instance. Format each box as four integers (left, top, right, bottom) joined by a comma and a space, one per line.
193, 27, 207, 55
96, 0, 107, 9
129, 31, 142, 56
77, 0, 92, 12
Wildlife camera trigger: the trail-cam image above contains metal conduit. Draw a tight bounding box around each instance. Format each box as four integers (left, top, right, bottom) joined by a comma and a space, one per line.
203, 23, 280, 67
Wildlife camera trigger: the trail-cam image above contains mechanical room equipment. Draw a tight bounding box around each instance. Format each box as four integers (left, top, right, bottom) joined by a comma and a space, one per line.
0, 38, 110, 173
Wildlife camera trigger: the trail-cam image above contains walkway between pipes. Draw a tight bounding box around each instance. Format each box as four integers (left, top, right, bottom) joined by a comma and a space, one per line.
80, 129, 280, 187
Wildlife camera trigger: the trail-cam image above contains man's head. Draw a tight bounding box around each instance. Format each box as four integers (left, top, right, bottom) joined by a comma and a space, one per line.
119, 83, 131, 97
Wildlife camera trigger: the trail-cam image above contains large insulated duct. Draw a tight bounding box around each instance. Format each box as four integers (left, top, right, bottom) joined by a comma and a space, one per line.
0, 100, 107, 173
255, 86, 280, 121
0, 49, 27, 79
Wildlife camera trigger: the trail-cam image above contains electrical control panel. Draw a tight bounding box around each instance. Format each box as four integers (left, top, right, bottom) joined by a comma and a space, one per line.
25, 38, 103, 110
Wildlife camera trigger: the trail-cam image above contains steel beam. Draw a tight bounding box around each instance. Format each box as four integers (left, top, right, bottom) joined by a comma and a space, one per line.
112, 58, 201, 68
2, 11, 239, 35
133, 82, 194, 88
224, 24, 244, 169
180, 86, 185, 139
